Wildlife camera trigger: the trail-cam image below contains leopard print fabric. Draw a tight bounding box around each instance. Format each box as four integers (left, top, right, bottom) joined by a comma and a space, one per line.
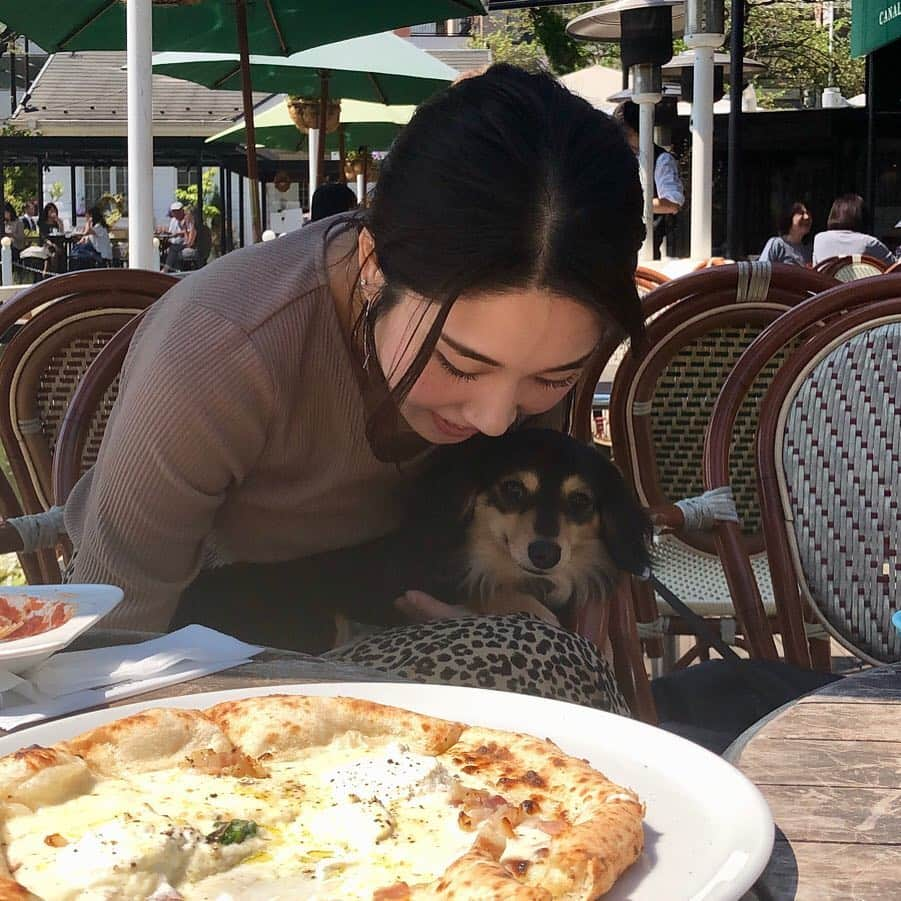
325, 613, 630, 716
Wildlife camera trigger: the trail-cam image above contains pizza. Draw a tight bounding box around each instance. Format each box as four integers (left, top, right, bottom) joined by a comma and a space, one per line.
0, 695, 644, 900
0, 596, 75, 642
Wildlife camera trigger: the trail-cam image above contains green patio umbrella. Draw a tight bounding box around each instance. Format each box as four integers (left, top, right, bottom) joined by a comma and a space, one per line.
151, 32, 457, 106
0, 0, 485, 250
207, 99, 414, 153
152, 31, 454, 188
0, 1, 485, 56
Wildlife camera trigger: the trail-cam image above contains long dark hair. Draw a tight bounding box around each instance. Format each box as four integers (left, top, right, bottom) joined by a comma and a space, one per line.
88, 205, 109, 230
827, 194, 864, 232
38, 203, 59, 232
777, 201, 809, 238
354, 65, 645, 456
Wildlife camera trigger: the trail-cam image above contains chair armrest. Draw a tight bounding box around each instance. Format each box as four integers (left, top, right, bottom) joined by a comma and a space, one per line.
0, 521, 25, 553
647, 504, 686, 532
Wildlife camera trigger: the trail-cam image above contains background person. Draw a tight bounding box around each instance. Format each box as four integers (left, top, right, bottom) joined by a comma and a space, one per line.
3, 202, 26, 258
163, 206, 197, 271
613, 100, 684, 259
759, 201, 813, 266
70, 206, 112, 268
813, 193, 897, 265
311, 182, 358, 222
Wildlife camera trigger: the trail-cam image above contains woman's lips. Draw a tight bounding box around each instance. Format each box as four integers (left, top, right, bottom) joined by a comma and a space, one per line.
432, 412, 477, 439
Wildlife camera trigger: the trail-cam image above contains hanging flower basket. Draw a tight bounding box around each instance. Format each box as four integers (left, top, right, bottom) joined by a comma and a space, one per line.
286, 97, 341, 134
344, 150, 379, 182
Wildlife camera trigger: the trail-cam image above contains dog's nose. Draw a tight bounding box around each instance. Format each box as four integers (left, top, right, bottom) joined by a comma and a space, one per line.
528, 540, 561, 570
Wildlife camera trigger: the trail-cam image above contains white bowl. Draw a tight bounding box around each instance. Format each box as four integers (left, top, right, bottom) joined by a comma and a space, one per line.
0, 585, 123, 674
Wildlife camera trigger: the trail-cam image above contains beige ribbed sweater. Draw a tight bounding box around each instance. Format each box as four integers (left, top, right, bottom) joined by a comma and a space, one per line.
66, 217, 567, 631
65, 217, 435, 631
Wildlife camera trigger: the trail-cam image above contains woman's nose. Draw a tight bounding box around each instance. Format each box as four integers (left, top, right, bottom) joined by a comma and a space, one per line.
462, 390, 518, 437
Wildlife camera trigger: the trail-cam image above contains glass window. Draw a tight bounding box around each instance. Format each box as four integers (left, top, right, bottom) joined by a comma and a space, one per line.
83, 166, 111, 209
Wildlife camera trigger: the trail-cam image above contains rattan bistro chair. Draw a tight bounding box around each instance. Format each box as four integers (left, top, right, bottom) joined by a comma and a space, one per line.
606, 262, 838, 666
814, 255, 890, 282
706, 274, 901, 668
0, 270, 176, 582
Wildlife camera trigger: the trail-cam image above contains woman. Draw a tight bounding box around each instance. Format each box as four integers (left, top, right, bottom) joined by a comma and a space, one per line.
2, 202, 26, 257
65, 67, 644, 711
30, 203, 64, 274
759, 201, 812, 266
71, 206, 113, 268
813, 193, 896, 265
164, 206, 197, 271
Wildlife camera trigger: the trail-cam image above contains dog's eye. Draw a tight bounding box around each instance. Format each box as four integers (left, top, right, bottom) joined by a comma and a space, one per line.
566, 491, 594, 517
498, 479, 527, 506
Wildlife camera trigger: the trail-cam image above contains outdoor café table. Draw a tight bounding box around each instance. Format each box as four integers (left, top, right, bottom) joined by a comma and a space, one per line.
730, 664, 901, 900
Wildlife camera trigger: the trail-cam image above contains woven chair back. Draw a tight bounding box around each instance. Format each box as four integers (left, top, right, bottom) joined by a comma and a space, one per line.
610, 263, 838, 555
761, 307, 901, 664
53, 314, 145, 504
705, 273, 901, 667
815, 255, 889, 282
0, 271, 176, 583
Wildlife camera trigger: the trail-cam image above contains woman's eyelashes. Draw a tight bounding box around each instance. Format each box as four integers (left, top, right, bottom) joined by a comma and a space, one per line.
535, 373, 578, 390
435, 350, 479, 382
435, 351, 579, 391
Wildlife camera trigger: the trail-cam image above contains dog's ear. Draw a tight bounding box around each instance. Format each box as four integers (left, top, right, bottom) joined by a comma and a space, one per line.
593, 453, 653, 578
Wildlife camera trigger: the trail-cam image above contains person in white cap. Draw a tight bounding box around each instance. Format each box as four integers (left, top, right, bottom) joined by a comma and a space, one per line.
166, 201, 186, 246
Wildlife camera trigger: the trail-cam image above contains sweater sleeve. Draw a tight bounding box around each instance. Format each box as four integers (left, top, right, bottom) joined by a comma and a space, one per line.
66, 299, 276, 631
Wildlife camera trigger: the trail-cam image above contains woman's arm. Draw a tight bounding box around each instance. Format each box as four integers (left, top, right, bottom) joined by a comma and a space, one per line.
67, 297, 276, 631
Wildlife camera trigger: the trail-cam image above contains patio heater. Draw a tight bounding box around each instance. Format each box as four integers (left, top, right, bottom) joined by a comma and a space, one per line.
682, 0, 724, 260
661, 49, 765, 258
567, 1, 684, 262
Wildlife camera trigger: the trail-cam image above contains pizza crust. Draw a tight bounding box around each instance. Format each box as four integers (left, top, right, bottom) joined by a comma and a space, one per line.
0, 696, 644, 899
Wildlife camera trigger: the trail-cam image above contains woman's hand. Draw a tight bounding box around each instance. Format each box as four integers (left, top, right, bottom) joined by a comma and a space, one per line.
394, 590, 468, 623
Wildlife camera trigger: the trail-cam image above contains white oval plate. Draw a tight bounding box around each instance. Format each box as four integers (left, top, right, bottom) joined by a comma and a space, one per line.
0, 680, 773, 900
0, 584, 123, 673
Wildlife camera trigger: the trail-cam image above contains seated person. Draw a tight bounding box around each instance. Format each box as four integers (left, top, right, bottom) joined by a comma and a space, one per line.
311, 182, 358, 222
164, 206, 198, 271
813, 193, 897, 265
759, 201, 812, 267
70, 207, 113, 268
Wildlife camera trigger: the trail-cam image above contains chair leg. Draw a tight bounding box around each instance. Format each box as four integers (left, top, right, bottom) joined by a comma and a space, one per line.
610, 576, 657, 724
808, 636, 832, 672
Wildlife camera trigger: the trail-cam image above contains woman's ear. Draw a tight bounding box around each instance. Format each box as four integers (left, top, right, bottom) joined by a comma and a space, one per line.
357, 227, 384, 299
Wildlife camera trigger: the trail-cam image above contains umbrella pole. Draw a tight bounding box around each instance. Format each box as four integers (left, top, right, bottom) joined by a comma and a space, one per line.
126, 0, 154, 270
318, 71, 330, 187
235, 0, 262, 243
361, 147, 369, 208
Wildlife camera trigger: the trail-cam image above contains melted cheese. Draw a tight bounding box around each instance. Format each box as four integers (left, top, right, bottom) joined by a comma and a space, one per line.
1, 739, 481, 900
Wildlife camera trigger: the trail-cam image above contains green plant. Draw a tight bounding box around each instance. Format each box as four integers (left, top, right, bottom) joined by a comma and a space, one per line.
1, 125, 39, 216
176, 167, 221, 228
49, 181, 64, 204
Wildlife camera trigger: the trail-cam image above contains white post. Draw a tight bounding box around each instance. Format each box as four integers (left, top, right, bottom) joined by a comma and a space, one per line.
308, 128, 320, 210
0, 237, 12, 286
355, 173, 365, 203
688, 42, 717, 260
127, 0, 154, 270
632, 64, 662, 263
152, 236, 161, 271
685, 0, 725, 261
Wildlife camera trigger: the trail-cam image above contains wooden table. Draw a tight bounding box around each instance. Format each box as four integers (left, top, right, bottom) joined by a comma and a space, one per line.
729, 665, 901, 900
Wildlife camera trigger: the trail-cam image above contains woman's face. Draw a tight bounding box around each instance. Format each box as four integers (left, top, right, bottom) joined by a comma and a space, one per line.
793, 206, 812, 235
47, 205, 59, 222
374, 287, 601, 444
